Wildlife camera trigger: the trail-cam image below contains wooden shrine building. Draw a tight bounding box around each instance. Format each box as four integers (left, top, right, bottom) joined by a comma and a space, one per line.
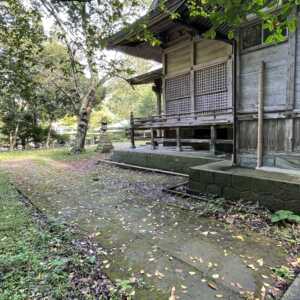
108, 0, 300, 171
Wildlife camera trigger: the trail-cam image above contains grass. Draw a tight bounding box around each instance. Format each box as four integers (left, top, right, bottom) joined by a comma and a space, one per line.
0, 172, 134, 299
0, 140, 146, 162
0, 146, 99, 162
0, 172, 75, 299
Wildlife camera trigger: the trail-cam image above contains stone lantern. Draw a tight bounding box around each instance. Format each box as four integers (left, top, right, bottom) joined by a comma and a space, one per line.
96, 121, 113, 153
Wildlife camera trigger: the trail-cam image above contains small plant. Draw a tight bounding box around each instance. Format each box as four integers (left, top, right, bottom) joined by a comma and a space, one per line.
271, 210, 300, 224
111, 277, 145, 300
272, 265, 294, 280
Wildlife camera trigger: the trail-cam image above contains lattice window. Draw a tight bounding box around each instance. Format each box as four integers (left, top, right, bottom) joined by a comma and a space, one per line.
194, 62, 229, 112
241, 21, 288, 50
242, 23, 262, 49
195, 63, 227, 96
166, 73, 190, 100
195, 92, 228, 112
165, 73, 191, 114
166, 97, 191, 115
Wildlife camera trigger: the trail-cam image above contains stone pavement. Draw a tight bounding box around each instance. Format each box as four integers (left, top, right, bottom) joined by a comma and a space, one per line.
1, 157, 288, 300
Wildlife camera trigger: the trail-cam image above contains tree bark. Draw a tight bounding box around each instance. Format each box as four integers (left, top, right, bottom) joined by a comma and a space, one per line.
46, 120, 53, 149
70, 87, 96, 154
9, 131, 13, 151
10, 123, 19, 151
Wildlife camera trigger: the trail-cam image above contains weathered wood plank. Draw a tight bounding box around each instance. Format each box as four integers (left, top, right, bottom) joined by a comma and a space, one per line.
195, 39, 232, 65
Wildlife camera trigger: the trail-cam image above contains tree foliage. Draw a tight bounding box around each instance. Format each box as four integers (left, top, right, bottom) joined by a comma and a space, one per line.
0, 0, 45, 149
34, 0, 147, 153
178, 0, 297, 40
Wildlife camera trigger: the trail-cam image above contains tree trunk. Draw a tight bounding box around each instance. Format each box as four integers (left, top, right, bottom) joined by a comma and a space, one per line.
9, 131, 14, 151
46, 120, 53, 149
21, 137, 26, 150
70, 88, 96, 154
10, 123, 19, 151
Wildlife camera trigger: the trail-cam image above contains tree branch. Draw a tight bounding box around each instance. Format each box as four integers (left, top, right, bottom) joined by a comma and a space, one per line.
41, 0, 81, 98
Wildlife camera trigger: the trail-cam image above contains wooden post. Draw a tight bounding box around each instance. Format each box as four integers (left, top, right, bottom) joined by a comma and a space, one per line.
210, 125, 216, 155
130, 112, 136, 149
190, 39, 195, 115
285, 10, 297, 152
257, 61, 265, 168
151, 128, 156, 150
285, 118, 294, 153
153, 80, 162, 116
153, 80, 162, 139
176, 127, 182, 151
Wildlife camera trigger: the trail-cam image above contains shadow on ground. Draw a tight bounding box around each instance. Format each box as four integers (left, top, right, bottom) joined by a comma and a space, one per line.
1, 154, 287, 300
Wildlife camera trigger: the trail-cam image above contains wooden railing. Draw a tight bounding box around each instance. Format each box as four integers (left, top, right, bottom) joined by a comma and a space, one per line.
129, 108, 233, 152
132, 107, 233, 128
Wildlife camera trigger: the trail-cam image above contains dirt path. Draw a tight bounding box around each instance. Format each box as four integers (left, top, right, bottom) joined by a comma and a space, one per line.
1, 155, 288, 300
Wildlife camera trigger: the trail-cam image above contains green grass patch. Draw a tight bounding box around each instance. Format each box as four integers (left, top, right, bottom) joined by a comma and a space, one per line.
0, 146, 98, 162
0, 172, 122, 299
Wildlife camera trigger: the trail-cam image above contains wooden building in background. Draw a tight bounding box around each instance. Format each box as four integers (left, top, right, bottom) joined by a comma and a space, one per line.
108, 0, 300, 170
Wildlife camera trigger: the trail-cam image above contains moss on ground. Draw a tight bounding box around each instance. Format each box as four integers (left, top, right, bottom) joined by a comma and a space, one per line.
0, 172, 133, 300
0, 146, 99, 162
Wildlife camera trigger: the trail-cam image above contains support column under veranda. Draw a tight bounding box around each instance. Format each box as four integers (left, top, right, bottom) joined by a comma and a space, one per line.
176, 127, 182, 152
130, 112, 136, 149
151, 128, 156, 150
210, 125, 216, 155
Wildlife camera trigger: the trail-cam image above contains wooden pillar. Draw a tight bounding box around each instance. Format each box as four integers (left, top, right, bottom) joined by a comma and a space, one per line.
153, 80, 162, 116
285, 118, 294, 152
151, 128, 156, 150
190, 39, 195, 114
285, 10, 297, 153
130, 112, 136, 149
257, 61, 265, 168
176, 127, 182, 151
210, 125, 216, 155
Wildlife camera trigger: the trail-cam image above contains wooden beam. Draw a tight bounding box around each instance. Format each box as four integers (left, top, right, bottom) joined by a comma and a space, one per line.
130, 112, 136, 149
257, 61, 265, 168
162, 52, 167, 115
154, 138, 233, 144
176, 127, 182, 151
286, 9, 297, 109
285, 9, 297, 153
151, 128, 156, 150
210, 125, 216, 154
190, 70, 195, 114
285, 118, 294, 152
152, 80, 162, 116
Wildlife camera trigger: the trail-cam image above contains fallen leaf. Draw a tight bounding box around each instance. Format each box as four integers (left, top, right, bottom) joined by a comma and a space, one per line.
247, 264, 256, 270
208, 282, 217, 290
233, 235, 245, 241
257, 258, 264, 267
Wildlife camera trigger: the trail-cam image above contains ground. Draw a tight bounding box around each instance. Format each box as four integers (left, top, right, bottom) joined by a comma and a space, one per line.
0, 147, 299, 300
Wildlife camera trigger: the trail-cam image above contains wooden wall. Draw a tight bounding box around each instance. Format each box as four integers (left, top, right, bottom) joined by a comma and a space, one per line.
164, 38, 232, 77
165, 43, 191, 75
163, 36, 233, 117
237, 13, 300, 169
195, 40, 232, 65
239, 44, 288, 112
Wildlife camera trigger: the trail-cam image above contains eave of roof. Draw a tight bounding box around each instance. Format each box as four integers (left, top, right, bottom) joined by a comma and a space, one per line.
107, 0, 186, 62
108, 0, 185, 46
127, 68, 162, 85
107, 0, 234, 61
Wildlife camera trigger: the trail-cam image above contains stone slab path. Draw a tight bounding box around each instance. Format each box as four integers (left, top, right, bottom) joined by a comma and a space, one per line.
1, 155, 287, 300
